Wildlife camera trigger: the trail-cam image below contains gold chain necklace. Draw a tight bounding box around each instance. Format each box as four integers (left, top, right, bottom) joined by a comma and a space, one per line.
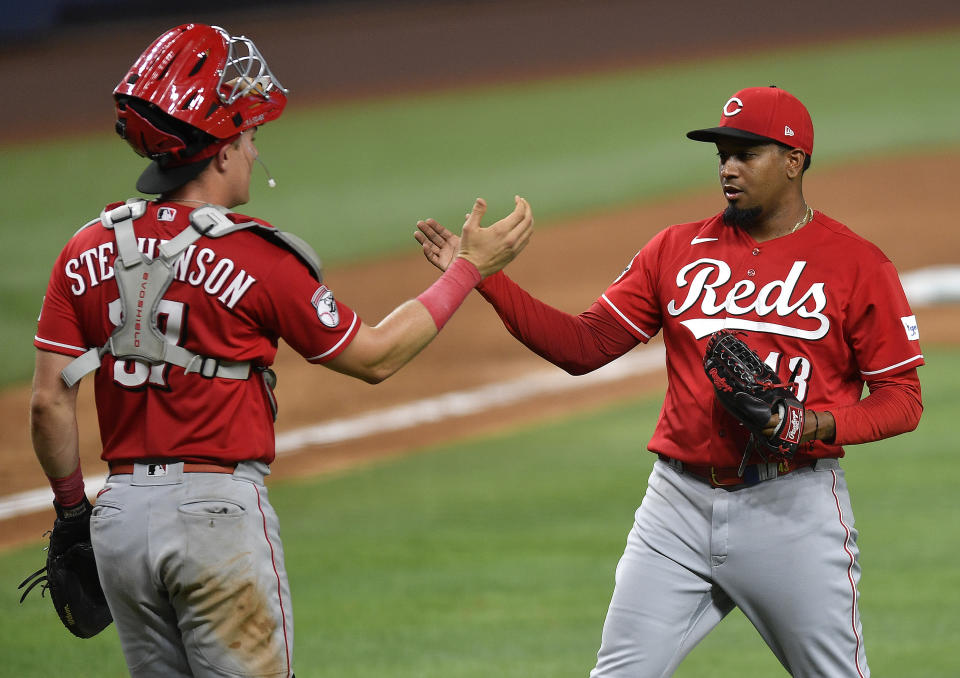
790, 205, 814, 233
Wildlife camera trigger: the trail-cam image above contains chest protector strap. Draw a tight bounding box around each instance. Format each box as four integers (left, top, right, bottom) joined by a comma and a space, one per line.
60, 201, 321, 402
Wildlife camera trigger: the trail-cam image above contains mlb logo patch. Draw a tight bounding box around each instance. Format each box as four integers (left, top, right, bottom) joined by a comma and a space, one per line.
157, 207, 177, 222
900, 315, 920, 341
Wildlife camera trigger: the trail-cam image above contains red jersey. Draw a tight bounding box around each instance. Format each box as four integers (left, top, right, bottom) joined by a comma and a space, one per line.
599, 210, 924, 467
35, 201, 361, 465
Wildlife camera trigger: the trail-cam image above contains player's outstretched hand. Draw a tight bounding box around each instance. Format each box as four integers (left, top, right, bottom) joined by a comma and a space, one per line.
415, 217, 459, 272
415, 196, 533, 278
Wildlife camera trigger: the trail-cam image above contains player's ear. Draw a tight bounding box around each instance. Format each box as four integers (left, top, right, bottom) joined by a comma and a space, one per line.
212, 143, 232, 173
783, 148, 806, 179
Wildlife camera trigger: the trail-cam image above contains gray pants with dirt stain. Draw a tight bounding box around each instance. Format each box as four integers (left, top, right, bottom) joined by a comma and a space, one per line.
91, 462, 294, 677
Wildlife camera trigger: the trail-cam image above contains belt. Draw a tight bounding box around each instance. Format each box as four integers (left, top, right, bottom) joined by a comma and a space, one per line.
658, 454, 815, 489
108, 461, 237, 475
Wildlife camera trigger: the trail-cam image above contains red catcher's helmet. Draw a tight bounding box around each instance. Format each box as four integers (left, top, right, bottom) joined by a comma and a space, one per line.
114, 24, 288, 192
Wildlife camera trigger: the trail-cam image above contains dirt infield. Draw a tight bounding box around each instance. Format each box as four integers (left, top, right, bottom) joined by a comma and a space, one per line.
3, 1, 959, 550
3, 148, 958, 550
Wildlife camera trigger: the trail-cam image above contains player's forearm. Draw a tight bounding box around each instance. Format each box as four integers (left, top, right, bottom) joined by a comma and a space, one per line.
328, 301, 438, 384
31, 351, 82, 480
326, 258, 481, 383
477, 272, 636, 374
827, 371, 922, 445
31, 390, 82, 479
800, 410, 836, 444
478, 271, 586, 372
367, 301, 443, 381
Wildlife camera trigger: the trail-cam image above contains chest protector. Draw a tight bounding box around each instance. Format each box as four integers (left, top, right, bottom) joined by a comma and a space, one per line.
60, 199, 324, 419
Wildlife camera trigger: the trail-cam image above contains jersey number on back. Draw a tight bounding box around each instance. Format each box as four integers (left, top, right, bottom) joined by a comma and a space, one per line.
107, 298, 186, 389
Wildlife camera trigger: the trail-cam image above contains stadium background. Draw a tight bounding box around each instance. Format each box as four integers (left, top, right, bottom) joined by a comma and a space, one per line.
1, 1, 958, 675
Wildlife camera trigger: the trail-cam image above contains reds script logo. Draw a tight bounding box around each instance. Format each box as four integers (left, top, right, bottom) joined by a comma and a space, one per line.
311, 285, 340, 328
667, 258, 829, 340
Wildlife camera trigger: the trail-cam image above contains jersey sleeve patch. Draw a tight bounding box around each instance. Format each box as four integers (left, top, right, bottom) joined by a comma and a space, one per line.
311, 285, 340, 328
900, 315, 920, 341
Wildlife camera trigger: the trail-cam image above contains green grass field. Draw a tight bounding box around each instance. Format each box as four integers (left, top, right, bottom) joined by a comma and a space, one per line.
2, 26, 958, 677
1, 345, 956, 677
1, 29, 959, 385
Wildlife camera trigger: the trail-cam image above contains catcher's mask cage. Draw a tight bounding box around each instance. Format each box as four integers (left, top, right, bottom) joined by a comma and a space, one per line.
114, 23, 288, 168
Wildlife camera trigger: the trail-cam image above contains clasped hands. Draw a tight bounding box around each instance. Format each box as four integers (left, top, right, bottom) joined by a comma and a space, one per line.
415, 196, 533, 277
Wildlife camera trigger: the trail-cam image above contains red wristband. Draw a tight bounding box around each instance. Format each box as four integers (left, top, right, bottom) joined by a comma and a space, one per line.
48, 463, 86, 508
416, 257, 482, 330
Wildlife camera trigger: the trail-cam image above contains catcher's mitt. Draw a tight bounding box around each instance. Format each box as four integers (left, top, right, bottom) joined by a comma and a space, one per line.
703, 329, 805, 464
18, 497, 112, 638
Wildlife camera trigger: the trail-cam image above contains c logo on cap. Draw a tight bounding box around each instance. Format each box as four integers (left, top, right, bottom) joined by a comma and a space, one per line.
723, 97, 743, 117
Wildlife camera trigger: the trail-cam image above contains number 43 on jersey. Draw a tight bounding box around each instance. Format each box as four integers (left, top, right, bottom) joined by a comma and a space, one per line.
765, 351, 811, 401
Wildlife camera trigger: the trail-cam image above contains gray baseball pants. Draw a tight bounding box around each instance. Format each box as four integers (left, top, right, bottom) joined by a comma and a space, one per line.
90, 462, 294, 677
590, 458, 868, 677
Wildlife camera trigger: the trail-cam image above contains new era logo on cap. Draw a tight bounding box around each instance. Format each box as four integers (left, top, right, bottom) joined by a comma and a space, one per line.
687, 86, 814, 157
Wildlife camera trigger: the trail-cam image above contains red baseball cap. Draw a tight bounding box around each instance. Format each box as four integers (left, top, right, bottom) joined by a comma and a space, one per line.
686, 86, 813, 157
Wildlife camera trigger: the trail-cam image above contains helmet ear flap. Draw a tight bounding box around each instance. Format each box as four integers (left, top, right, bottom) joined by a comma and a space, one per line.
116, 97, 216, 163
114, 22, 287, 179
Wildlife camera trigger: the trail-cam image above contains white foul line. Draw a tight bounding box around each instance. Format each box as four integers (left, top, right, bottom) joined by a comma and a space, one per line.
0, 345, 665, 521
5, 262, 958, 523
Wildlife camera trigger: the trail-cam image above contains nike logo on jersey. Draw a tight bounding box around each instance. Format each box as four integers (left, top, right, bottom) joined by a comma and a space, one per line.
690, 237, 718, 245
667, 258, 829, 340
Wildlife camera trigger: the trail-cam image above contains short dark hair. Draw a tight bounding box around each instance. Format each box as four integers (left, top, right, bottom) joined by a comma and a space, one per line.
775, 142, 812, 172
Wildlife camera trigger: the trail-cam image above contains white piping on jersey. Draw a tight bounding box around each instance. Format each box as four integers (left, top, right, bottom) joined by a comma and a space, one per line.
600, 294, 652, 339
35, 336, 87, 353
308, 311, 359, 361
860, 354, 924, 376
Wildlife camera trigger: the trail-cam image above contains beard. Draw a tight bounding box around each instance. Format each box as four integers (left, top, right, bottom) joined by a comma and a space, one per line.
722, 204, 762, 229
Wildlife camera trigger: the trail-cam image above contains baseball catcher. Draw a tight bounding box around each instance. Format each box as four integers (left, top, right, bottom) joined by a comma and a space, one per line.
27, 21, 531, 676
703, 329, 805, 469
18, 497, 112, 638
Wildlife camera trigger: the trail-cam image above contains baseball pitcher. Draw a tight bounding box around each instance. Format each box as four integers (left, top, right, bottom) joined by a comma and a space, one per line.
416, 86, 923, 676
